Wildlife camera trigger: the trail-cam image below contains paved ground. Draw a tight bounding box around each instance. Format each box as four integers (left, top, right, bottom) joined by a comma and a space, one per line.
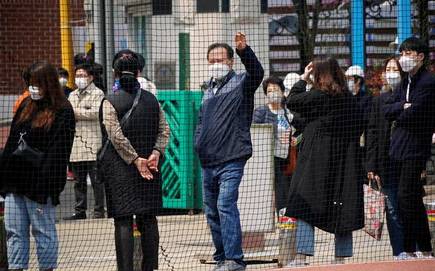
14, 182, 428, 270
1, 94, 434, 270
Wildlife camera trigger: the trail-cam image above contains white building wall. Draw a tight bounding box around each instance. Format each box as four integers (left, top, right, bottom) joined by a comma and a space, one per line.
168, 0, 269, 91
95, 0, 269, 95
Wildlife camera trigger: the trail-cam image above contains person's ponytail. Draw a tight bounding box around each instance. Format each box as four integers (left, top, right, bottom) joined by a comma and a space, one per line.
113, 55, 140, 91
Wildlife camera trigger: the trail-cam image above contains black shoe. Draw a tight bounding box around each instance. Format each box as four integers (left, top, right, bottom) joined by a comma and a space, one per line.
63, 212, 86, 220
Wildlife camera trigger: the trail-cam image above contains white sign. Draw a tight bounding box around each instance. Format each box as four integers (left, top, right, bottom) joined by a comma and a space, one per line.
239, 124, 275, 233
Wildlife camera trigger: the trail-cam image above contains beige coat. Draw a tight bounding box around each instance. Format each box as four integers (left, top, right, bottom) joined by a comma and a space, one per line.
69, 83, 105, 162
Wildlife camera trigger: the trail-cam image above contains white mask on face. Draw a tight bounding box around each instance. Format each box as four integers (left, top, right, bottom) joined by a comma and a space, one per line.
347, 80, 356, 95
75, 77, 89, 90
28, 86, 42, 100
399, 56, 418, 72
385, 72, 401, 89
59, 77, 68, 87
267, 91, 283, 104
208, 63, 230, 80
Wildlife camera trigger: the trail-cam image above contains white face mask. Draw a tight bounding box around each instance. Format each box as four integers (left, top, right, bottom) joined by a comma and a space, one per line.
59, 77, 68, 87
267, 91, 283, 104
385, 72, 401, 89
75, 77, 89, 90
399, 56, 418, 72
208, 63, 230, 80
28, 86, 42, 100
347, 80, 356, 95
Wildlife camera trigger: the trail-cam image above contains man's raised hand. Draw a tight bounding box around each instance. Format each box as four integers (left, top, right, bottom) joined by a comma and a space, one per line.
235, 32, 247, 51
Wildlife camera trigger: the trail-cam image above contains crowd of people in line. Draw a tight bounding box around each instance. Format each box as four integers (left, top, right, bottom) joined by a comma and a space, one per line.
0, 49, 168, 271
257, 37, 435, 268
0, 33, 434, 271
196, 34, 435, 271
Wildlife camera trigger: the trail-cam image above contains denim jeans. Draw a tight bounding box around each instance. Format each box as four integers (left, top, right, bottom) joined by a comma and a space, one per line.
381, 165, 405, 256
202, 159, 247, 265
4, 193, 58, 269
296, 219, 353, 257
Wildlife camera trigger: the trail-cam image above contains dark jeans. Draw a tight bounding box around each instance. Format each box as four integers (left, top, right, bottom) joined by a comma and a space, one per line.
202, 159, 247, 265
274, 157, 292, 213
114, 215, 159, 271
395, 159, 432, 253
381, 161, 404, 256
71, 161, 105, 215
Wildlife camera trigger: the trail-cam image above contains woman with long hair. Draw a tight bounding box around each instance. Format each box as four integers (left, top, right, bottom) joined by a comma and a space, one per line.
366, 56, 408, 259
98, 54, 168, 271
0, 61, 75, 271
284, 57, 364, 266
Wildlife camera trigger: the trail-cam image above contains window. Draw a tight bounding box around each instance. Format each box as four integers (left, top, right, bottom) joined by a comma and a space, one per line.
197, 0, 230, 13
153, 0, 172, 15
130, 16, 151, 76
222, 0, 230, 13
261, 0, 268, 14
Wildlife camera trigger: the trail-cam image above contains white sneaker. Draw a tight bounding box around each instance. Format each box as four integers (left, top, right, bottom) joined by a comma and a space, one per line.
394, 252, 412, 261
416, 251, 434, 259
285, 259, 306, 267
285, 254, 307, 267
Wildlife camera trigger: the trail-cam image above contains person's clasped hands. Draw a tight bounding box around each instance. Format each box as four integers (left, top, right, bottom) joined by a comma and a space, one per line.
134, 157, 153, 180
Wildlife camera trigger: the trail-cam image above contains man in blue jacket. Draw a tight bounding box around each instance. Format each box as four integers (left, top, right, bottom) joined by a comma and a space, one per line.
195, 32, 264, 271
383, 37, 435, 258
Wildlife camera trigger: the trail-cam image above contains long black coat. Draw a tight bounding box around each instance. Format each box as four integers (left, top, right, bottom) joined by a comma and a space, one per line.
366, 93, 393, 178
285, 80, 364, 234
99, 88, 162, 218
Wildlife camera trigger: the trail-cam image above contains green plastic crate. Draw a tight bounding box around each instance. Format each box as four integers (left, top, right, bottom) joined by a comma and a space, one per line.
157, 91, 203, 209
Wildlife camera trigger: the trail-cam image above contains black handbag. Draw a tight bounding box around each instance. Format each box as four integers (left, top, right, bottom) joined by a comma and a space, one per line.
12, 132, 44, 167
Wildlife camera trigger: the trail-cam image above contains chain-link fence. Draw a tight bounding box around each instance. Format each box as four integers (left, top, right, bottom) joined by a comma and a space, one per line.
0, 1, 435, 270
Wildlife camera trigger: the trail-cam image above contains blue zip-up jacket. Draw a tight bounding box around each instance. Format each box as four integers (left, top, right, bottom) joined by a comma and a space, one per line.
382, 66, 435, 161
194, 46, 264, 167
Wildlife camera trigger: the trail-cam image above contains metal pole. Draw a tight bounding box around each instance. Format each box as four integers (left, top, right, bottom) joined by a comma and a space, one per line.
397, 0, 412, 44
100, 0, 107, 90
350, 0, 365, 69
105, 0, 115, 91
59, 0, 74, 87
179, 33, 190, 91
